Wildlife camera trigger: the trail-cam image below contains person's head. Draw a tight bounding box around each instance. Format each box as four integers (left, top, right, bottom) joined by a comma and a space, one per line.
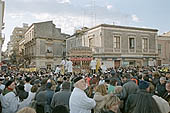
74, 76, 87, 90
46, 82, 52, 89
110, 79, 118, 86
16, 107, 36, 113
5, 80, 15, 90
122, 74, 131, 83
159, 77, 166, 84
31, 85, 38, 93
52, 105, 69, 113
152, 71, 160, 78
139, 80, 150, 92
95, 84, 107, 96
133, 93, 161, 113
25, 77, 31, 83
165, 80, 170, 92
101, 95, 120, 113
166, 72, 170, 79
114, 86, 123, 94
33, 79, 41, 86
62, 81, 70, 90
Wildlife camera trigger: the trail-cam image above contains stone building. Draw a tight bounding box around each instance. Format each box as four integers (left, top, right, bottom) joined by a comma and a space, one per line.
157, 32, 170, 66
66, 24, 158, 68
24, 21, 69, 70
0, 0, 5, 70
9, 23, 28, 65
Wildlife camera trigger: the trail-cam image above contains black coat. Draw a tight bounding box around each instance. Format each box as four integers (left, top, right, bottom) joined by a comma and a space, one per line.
124, 90, 153, 113
155, 82, 166, 97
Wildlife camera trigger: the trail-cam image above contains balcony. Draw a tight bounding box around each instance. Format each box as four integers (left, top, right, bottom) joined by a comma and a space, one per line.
46, 52, 53, 57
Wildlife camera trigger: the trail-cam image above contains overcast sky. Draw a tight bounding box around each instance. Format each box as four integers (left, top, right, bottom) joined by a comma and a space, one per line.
2, 0, 170, 51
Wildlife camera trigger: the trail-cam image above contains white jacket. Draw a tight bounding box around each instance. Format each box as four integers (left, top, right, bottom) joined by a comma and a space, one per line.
66, 61, 73, 73
90, 60, 96, 70
152, 95, 170, 113
69, 87, 96, 113
1, 92, 20, 113
18, 92, 36, 110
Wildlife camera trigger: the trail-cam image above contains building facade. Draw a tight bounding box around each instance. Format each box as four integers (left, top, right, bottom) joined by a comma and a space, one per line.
24, 21, 69, 70
8, 23, 28, 66
157, 33, 170, 66
67, 24, 158, 68
0, 0, 5, 70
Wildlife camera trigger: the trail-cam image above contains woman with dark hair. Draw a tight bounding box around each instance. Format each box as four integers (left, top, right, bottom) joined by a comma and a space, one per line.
125, 80, 161, 113
133, 93, 161, 113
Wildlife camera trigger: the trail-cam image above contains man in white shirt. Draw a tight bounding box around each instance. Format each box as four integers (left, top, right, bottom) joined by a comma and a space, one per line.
24, 77, 32, 92
54, 65, 61, 74
66, 59, 73, 75
90, 57, 96, 74
100, 62, 107, 74
69, 77, 96, 113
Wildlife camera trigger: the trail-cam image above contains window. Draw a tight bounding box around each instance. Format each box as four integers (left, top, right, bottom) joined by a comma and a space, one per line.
89, 38, 94, 48
129, 38, 135, 49
113, 35, 120, 49
47, 46, 52, 53
158, 44, 161, 54
142, 38, 148, 52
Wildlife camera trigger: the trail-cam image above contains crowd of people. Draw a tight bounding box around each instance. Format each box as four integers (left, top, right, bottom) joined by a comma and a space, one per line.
0, 62, 170, 113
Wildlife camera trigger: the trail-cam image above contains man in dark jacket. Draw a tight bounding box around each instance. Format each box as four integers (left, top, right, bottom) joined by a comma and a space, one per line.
117, 74, 138, 101
36, 82, 55, 113
51, 81, 71, 109
155, 77, 166, 97
163, 80, 170, 105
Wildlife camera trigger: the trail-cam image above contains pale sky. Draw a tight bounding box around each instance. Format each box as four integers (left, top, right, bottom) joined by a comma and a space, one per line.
2, 0, 170, 51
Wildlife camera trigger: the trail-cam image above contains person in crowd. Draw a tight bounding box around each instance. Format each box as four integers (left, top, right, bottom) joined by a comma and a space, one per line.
99, 95, 121, 113
99, 76, 105, 85
2, 80, 16, 95
35, 82, 54, 113
69, 76, 96, 113
125, 80, 161, 113
54, 65, 61, 74
0, 77, 5, 90
52, 105, 69, 113
101, 62, 107, 74
93, 84, 110, 113
60, 58, 66, 75
51, 81, 71, 109
114, 86, 123, 94
117, 74, 138, 104
1, 81, 20, 113
16, 107, 36, 113
108, 79, 117, 94
16, 84, 29, 102
24, 77, 32, 92
152, 94, 170, 113
152, 71, 160, 87
163, 80, 170, 105
155, 77, 167, 97
166, 72, 170, 80
66, 58, 73, 75
90, 58, 97, 74
51, 79, 57, 91
35, 78, 48, 99
18, 85, 38, 110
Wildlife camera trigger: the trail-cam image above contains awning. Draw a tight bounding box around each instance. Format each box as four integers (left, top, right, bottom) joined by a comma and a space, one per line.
70, 57, 92, 61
